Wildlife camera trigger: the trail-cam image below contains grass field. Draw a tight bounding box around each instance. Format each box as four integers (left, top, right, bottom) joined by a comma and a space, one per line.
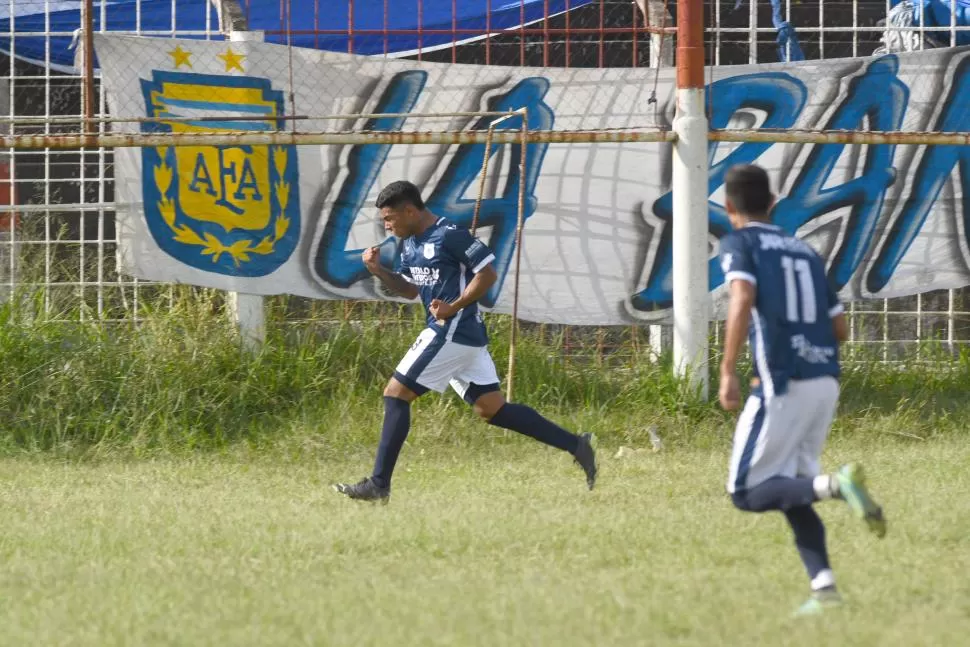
1, 434, 968, 647
1, 297, 969, 645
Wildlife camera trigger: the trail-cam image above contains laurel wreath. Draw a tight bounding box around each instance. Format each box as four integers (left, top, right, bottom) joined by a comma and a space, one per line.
152, 146, 291, 267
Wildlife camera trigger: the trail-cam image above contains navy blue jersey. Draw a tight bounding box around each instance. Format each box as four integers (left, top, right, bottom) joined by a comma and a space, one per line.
398, 217, 496, 347
719, 222, 843, 397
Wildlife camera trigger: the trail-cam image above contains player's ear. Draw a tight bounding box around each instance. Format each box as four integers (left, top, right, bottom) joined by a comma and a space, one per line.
725, 198, 745, 229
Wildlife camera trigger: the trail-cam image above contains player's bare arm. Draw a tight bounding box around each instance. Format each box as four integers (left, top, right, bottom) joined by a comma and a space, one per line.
429, 263, 497, 323
362, 246, 419, 300
832, 312, 849, 343
719, 278, 756, 411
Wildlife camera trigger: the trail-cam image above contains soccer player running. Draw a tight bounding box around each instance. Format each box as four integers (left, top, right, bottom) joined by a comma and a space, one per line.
334, 180, 597, 503
717, 164, 886, 616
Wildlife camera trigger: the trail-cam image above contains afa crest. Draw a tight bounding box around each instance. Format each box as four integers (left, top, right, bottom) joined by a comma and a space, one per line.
140, 71, 300, 276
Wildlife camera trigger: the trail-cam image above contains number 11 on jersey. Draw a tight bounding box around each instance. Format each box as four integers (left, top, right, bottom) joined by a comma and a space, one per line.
781, 255, 817, 324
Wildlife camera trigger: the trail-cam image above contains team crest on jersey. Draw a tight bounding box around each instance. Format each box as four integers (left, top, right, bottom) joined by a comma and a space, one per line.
423, 243, 436, 259
140, 71, 300, 276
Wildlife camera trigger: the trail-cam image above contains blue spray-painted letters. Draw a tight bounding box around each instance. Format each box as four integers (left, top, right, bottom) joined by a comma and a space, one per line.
867, 56, 970, 293
313, 70, 427, 288
774, 55, 907, 291
630, 72, 807, 311
425, 78, 554, 307
313, 74, 553, 305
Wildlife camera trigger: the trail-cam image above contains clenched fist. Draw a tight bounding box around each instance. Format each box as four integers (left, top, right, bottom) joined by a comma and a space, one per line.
362, 246, 382, 274
429, 298, 458, 325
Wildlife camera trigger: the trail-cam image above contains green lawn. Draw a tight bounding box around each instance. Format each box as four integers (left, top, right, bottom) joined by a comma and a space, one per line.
0, 435, 966, 646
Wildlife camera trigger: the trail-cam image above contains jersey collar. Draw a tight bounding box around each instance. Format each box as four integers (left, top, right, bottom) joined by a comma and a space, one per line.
411, 215, 445, 242
744, 222, 782, 231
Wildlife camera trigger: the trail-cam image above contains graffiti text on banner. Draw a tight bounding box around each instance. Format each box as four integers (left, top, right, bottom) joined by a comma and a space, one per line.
95, 35, 970, 325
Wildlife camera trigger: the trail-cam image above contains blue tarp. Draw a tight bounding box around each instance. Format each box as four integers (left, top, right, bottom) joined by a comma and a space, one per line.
0, 0, 593, 71
901, 0, 970, 45
738, 0, 970, 62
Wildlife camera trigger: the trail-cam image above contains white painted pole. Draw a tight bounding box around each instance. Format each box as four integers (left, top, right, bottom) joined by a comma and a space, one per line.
673, 0, 710, 398
748, 0, 758, 64
227, 27, 266, 351
644, 0, 674, 71
642, 0, 674, 359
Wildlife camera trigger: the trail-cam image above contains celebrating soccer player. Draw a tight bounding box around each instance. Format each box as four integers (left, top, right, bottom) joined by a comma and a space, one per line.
334, 180, 597, 503
717, 164, 887, 616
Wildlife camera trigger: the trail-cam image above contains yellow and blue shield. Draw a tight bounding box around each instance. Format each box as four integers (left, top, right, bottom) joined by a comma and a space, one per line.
140, 71, 299, 276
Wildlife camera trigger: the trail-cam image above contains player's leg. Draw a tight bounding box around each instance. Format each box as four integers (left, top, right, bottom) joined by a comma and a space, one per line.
332, 374, 421, 503
370, 377, 422, 490
787, 505, 842, 616
333, 329, 453, 502
727, 384, 841, 612
797, 377, 887, 538
782, 377, 843, 615
727, 389, 810, 512
450, 348, 597, 489
728, 380, 852, 512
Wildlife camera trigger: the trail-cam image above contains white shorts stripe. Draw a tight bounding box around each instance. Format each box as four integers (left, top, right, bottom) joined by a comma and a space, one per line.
394, 329, 447, 389
395, 328, 500, 394
751, 307, 775, 399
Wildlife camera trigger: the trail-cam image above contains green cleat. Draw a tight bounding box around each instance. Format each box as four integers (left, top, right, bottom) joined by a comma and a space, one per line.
835, 463, 887, 538
794, 588, 844, 617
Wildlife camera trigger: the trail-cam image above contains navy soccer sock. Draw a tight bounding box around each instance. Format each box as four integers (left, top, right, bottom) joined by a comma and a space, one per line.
732, 476, 817, 512
488, 403, 579, 453
784, 505, 832, 583
371, 396, 411, 488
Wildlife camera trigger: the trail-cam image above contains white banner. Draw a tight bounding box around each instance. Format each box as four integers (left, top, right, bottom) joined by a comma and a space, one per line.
97, 35, 970, 324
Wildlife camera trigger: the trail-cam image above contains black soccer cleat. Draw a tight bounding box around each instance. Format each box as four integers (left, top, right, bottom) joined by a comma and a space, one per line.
573, 432, 598, 490
333, 477, 390, 504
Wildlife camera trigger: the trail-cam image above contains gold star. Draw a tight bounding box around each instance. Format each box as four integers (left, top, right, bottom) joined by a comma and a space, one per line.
218, 47, 245, 72
168, 45, 192, 69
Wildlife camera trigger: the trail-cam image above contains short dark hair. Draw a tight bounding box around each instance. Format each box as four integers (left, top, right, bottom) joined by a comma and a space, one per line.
724, 164, 773, 219
375, 180, 425, 210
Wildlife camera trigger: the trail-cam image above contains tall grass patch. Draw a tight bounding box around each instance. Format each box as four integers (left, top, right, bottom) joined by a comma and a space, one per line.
0, 289, 967, 454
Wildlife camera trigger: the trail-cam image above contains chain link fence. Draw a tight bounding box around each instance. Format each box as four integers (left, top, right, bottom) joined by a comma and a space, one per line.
2, 0, 970, 363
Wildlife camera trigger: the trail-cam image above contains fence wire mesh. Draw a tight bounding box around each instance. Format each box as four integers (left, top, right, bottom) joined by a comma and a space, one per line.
1, 0, 970, 364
